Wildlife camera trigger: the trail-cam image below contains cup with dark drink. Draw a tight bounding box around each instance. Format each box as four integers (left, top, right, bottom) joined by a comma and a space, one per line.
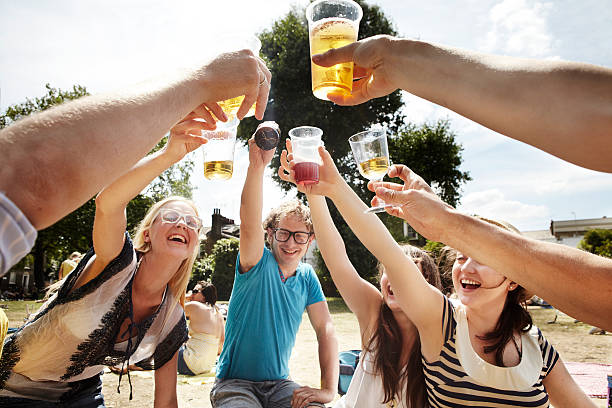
288, 126, 324, 185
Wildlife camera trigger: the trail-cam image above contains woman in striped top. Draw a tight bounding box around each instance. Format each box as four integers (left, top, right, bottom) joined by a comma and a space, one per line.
325, 162, 593, 407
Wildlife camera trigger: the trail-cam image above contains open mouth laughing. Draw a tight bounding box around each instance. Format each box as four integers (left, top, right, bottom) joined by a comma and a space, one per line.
460, 278, 481, 290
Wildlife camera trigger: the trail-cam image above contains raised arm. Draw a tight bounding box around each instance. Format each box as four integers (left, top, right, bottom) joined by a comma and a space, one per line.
279, 145, 445, 358
238, 136, 275, 272
279, 144, 383, 340
0, 49, 271, 230
76, 120, 207, 290
313, 36, 612, 173
307, 195, 382, 342
371, 164, 612, 331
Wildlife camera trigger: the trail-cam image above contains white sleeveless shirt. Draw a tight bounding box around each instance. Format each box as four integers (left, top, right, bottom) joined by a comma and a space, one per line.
334, 351, 408, 408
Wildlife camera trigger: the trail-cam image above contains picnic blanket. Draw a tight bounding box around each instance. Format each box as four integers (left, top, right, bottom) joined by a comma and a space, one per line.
565, 361, 611, 399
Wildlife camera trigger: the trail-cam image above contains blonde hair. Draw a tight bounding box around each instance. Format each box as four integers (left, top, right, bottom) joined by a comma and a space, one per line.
132, 196, 200, 307
262, 199, 313, 233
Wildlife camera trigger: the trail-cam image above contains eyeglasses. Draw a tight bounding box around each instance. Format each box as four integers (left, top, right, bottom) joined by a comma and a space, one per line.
159, 209, 202, 231
272, 228, 312, 245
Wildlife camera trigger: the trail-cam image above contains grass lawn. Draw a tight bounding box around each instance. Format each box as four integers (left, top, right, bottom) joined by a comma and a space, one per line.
1, 298, 609, 407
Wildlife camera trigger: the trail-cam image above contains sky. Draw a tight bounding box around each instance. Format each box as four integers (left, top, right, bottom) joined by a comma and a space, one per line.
1, 0, 611, 232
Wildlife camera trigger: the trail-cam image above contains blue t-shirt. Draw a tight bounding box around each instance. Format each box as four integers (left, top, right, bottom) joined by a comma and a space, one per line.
216, 247, 326, 381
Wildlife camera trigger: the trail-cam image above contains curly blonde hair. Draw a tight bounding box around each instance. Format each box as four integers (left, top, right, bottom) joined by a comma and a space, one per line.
262, 199, 313, 233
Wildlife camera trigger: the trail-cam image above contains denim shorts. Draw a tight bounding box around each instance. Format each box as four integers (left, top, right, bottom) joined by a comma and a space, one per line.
0, 374, 105, 407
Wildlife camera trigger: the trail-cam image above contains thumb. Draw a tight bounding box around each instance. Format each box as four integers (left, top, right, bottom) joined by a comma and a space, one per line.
319, 145, 334, 165
312, 42, 358, 67
375, 186, 408, 206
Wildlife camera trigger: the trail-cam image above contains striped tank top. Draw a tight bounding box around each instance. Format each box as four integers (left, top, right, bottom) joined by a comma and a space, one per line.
423, 297, 559, 407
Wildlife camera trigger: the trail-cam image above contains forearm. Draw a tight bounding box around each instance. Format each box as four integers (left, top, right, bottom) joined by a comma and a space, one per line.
316, 324, 339, 396
397, 39, 612, 172
96, 149, 177, 212
239, 164, 266, 238
0, 67, 206, 229
443, 211, 612, 330
154, 352, 179, 408
307, 195, 350, 274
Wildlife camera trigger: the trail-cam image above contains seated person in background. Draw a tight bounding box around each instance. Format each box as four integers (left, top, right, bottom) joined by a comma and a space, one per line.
178, 281, 225, 376
58, 251, 82, 280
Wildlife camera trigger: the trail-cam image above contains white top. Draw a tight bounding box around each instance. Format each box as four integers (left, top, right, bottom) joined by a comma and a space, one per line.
0, 235, 188, 402
334, 351, 408, 408
454, 304, 543, 390
182, 330, 219, 375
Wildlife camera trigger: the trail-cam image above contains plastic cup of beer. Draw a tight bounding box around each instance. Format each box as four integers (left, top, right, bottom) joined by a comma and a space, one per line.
288, 126, 324, 185
306, 0, 362, 101
216, 35, 262, 119
202, 118, 239, 181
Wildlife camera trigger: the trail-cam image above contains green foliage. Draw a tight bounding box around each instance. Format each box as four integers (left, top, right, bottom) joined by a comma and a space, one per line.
190, 256, 214, 289
423, 240, 445, 259
144, 137, 195, 201
388, 120, 471, 207
579, 229, 612, 258
208, 238, 240, 300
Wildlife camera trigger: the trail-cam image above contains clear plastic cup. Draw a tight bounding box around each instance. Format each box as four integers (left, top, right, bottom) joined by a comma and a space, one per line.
306, 0, 362, 101
202, 118, 239, 181
288, 126, 324, 185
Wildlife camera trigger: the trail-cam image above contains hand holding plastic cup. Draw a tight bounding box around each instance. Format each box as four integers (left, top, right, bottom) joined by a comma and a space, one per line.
216, 35, 262, 119
288, 126, 324, 185
201, 118, 239, 181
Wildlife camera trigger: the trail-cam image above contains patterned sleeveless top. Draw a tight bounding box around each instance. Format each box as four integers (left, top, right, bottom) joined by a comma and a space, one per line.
0, 234, 188, 402
422, 297, 559, 407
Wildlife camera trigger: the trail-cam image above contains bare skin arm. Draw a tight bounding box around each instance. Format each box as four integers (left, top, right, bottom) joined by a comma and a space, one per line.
542, 358, 596, 407
313, 35, 612, 173
238, 137, 275, 273
154, 351, 179, 408
279, 143, 382, 343
279, 146, 445, 360
74, 120, 207, 290
370, 164, 612, 330
0, 49, 271, 230
291, 301, 339, 408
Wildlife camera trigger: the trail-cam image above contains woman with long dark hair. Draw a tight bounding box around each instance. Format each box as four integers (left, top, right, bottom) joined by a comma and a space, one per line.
279, 143, 441, 407
0, 112, 214, 407
281, 147, 594, 407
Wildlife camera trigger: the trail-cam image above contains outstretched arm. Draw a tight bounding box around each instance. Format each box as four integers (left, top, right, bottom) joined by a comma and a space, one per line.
154, 351, 179, 408
313, 35, 612, 172
0, 49, 271, 230
292, 301, 338, 408
75, 118, 207, 290
371, 164, 612, 330
279, 143, 383, 342
238, 136, 275, 273
279, 146, 445, 359
542, 358, 596, 408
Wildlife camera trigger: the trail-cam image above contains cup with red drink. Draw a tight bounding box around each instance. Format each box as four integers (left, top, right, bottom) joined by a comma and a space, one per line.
288, 126, 324, 185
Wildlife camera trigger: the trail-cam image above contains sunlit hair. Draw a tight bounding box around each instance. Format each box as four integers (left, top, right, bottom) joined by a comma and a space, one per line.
262, 199, 313, 234
449, 215, 533, 366
365, 245, 442, 407
132, 196, 200, 308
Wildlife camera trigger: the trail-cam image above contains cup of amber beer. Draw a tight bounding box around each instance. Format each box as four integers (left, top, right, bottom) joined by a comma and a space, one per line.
217, 35, 262, 119
306, 0, 362, 101
202, 118, 239, 181
289, 126, 324, 185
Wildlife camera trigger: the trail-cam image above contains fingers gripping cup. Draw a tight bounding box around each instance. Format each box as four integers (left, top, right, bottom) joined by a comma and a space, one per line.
288, 126, 324, 185
217, 35, 262, 119
202, 118, 239, 181
306, 0, 362, 101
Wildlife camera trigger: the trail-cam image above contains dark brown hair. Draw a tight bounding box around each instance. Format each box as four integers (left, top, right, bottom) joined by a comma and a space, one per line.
364, 245, 442, 407
457, 215, 532, 366
197, 280, 217, 306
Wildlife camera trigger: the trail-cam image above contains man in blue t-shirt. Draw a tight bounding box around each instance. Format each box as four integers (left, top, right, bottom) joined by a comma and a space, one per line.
211, 136, 338, 407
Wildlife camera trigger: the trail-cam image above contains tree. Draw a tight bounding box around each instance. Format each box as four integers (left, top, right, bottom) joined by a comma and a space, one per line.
208, 238, 240, 301
579, 229, 612, 258
1, 84, 194, 291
